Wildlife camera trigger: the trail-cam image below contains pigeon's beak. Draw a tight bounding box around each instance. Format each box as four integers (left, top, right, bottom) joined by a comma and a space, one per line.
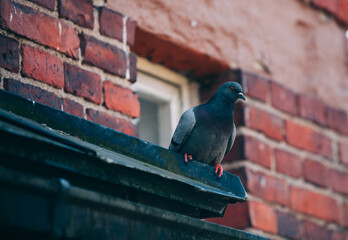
238, 92, 246, 101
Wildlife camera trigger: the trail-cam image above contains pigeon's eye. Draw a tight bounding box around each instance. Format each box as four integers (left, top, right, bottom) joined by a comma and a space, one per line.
230, 86, 234, 91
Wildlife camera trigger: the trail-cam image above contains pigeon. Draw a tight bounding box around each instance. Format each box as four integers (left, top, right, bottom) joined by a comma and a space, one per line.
169, 81, 245, 177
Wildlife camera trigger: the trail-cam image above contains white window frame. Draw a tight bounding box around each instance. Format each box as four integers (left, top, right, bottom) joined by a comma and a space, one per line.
132, 56, 199, 147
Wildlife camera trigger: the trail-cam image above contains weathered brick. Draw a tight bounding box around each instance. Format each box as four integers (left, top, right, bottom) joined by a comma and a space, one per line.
337, 0, 348, 25
249, 201, 277, 234
225, 136, 272, 168
286, 120, 332, 159
133, 27, 229, 77
80, 35, 127, 78
331, 169, 348, 195
304, 159, 330, 188
339, 142, 348, 166
245, 136, 272, 168
275, 149, 303, 178
104, 81, 140, 118
276, 211, 302, 240
0, 34, 19, 72
312, 0, 338, 14
303, 221, 330, 240
344, 203, 348, 227
29, 0, 55, 10
271, 82, 298, 115
245, 105, 283, 141
99, 7, 136, 46
0, 0, 79, 59
329, 230, 348, 240
206, 202, 250, 229
298, 95, 326, 126
3, 78, 63, 109
64, 63, 102, 104
59, 0, 94, 29
63, 98, 84, 118
290, 186, 340, 223
86, 109, 138, 137
326, 106, 348, 135
21, 45, 64, 89
245, 169, 288, 206
242, 72, 268, 102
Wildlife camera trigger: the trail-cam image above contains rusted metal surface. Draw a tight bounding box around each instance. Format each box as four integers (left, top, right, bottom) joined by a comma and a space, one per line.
0, 90, 267, 240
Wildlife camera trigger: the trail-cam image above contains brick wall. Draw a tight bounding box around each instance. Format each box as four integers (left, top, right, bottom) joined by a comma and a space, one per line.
0, 0, 139, 136
1, 0, 348, 239
206, 70, 348, 239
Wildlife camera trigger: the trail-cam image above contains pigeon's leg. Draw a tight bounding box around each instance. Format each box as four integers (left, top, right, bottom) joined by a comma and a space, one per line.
214, 164, 223, 177
184, 153, 193, 163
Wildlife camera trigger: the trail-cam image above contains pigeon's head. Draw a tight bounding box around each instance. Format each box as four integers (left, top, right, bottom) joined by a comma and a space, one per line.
218, 82, 246, 102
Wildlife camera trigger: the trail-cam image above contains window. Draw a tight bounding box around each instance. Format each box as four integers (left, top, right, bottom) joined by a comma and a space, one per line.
132, 57, 199, 148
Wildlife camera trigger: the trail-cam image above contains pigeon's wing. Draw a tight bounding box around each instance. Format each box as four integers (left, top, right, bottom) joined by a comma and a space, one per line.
224, 123, 236, 156
169, 108, 196, 152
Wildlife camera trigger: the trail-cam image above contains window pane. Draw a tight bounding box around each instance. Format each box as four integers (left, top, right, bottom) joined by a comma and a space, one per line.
137, 98, 159, 145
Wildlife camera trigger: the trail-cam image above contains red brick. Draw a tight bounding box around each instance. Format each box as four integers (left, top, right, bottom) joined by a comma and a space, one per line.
99, 7, 136, 47
326, 106, 348, 135
103, 81, 140, 118
80, 35, 127, 78
275, 149, 303, 178
286, 120, 332, 158
312, 0, 338, 14
245, 105, 283, 141
344, 203, 348, 227
226, 136, 273, 168
0, 0, 79, 59
337, 0, 348, 25
331, 169, 348, 195
304, 159, 330, 188
206, 202, 250, 229
133, 27, 229, 77
21, 45, 64, 89
303, 221, 330, 240
86, 108, 138, 137
64, 63, 102, 104
29, 0, 55, 10
330, 230, 348, 240
245, 136, 272, 168
276, 211, 302, 240
63, 98, 84, 118
0, 34, 19, 72
249, 201, 277, 234
59, 0, 94, 29
3, 78, 63, 109
339, 142, 348, 166
298, 95, 326, 126
242, 72, 269, 102
245, 169, 288, 206
290, 186, 340, 223
271, 82, 298, 115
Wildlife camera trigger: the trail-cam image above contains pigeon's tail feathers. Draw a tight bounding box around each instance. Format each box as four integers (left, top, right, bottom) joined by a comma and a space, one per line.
169, 108, 196, 152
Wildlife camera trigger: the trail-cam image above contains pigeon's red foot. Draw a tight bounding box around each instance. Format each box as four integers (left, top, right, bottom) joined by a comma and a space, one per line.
184, 153, 193, 163
214, 164, 223, 177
